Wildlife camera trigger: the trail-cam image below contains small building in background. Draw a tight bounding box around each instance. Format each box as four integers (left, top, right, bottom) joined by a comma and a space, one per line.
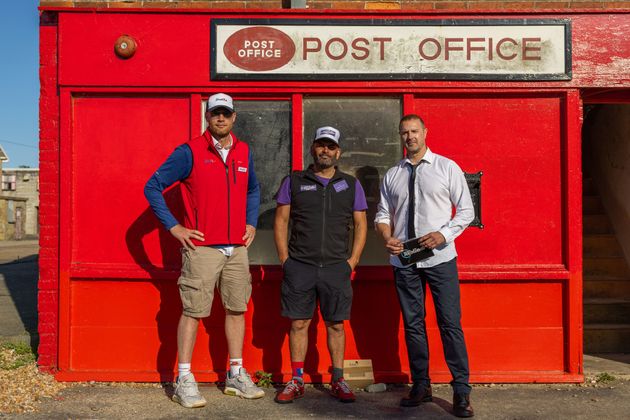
0, 167, 39, 240
0, 144, 8, 173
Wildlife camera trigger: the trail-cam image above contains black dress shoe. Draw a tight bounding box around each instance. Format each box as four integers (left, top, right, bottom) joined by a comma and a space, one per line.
400, 383, 432, 407
453, 393, 474, 417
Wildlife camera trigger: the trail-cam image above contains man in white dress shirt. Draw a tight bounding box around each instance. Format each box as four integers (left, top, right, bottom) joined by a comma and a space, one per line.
375, 114, 475, 417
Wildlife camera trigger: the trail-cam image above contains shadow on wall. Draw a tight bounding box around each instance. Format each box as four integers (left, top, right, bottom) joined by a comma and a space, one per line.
125, 186, 290, 383
124, 182, 406, 382
350, 269, 407, 383
126, 185, 187, 383
355, 165, 381, 225
250, 267, 291, 382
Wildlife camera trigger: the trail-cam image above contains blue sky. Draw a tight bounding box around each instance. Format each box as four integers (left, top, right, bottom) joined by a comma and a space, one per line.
0, 0, 39, 168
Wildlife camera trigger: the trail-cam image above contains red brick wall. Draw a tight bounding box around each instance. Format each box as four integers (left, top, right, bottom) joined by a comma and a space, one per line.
38, 0, 630, 11
38, 11, 60, 372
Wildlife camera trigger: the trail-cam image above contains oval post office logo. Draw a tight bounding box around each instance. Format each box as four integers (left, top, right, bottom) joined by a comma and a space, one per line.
223, 27, 296, 71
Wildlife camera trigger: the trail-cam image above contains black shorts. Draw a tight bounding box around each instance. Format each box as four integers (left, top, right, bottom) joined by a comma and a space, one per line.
281, 257, 353, 322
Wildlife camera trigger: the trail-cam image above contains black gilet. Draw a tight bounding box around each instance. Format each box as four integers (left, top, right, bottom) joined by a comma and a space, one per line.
288, 167, 356, 267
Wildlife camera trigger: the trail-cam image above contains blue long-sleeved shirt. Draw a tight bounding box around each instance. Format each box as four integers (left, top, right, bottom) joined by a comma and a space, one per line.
144, 143, 261, 231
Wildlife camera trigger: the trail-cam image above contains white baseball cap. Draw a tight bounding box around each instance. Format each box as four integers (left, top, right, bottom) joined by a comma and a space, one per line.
207, 93, 234, 112
314, 126, 340, 145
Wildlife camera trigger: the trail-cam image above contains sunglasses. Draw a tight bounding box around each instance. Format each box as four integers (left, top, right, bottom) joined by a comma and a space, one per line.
209, 108, 234, 118
313, 141, 339, 151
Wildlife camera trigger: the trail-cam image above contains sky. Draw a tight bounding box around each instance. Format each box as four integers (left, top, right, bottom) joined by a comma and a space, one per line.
0, 0, 39, 168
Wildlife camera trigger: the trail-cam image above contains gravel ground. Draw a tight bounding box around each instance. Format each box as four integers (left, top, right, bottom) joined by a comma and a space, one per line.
0, 346, 65, 414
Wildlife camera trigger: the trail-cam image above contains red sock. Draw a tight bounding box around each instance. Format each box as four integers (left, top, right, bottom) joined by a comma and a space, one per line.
291, 361, 304, 378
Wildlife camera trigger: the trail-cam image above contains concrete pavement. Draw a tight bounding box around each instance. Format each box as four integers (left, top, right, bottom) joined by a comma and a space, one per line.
0, 240, 39, 264
0, 240, 38, 347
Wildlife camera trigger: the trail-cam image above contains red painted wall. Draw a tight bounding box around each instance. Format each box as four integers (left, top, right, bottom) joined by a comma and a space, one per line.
38, 7, 629, 382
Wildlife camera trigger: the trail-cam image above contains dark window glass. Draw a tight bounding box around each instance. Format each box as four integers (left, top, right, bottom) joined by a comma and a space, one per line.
232, 100, 292, 264
303, 97, 402, 265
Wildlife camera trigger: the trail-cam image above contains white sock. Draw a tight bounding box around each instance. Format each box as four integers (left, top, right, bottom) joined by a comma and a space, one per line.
178, 363, 191, 378
229, 358, 243, 376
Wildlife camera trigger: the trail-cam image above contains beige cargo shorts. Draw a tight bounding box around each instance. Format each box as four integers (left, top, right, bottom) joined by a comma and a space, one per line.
177, 246, 252, 318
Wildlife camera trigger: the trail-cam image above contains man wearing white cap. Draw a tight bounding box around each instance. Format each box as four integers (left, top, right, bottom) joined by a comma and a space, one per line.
273, 126, 368, 404
145, 93, 264, 407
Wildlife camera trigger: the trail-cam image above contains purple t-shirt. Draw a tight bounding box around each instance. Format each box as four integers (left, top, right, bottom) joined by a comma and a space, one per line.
276, 174, 368, 211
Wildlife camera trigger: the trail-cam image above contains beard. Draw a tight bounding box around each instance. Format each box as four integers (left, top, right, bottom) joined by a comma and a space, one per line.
315, 154, 336, 169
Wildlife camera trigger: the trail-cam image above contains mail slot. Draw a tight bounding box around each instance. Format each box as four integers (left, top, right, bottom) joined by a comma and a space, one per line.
465, 171, 483, 229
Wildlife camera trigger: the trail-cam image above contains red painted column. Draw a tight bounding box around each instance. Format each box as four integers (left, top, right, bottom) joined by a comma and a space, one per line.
38, 10, 60, 372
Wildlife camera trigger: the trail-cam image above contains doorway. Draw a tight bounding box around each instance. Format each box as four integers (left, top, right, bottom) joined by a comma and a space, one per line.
581, 98, 630, 355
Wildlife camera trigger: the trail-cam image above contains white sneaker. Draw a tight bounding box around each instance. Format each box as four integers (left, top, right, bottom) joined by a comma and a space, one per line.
224, 368, 265, 399
172, 373, 207, 408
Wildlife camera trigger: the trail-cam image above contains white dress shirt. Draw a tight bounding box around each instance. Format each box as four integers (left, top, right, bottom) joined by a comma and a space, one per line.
212, 134, 235, 257
375, 148, 474, 268
212, 135, 232, 163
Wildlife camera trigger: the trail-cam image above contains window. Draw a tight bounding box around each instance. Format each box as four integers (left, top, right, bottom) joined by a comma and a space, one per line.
203, 99, 292, 264
2, 175, 16, 191
303, 97, 403, 265
199, 96, 403, 265
231, 100, 292, 230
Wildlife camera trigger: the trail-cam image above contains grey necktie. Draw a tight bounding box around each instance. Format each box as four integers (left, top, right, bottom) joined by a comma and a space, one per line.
407, 163, 420, 240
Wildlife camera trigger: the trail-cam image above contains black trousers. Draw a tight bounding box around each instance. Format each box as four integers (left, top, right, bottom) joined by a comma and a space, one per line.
394, 258, 471, 394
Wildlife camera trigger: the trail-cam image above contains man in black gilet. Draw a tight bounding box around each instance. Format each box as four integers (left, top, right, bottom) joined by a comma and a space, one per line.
273, 126, 367, 404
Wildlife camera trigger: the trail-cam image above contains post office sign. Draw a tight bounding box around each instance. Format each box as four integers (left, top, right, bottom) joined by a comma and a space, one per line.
211, 18, 571, 81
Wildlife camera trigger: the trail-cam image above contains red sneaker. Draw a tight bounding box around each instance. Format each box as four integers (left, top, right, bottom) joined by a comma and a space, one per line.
330, 378, 355, 403
274, 379, 305, 404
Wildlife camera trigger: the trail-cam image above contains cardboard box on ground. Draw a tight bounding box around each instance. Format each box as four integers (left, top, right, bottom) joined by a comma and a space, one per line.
343, 359, 374, 389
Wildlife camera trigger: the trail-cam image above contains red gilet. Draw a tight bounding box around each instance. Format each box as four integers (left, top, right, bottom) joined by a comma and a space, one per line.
181, 130, 250, 246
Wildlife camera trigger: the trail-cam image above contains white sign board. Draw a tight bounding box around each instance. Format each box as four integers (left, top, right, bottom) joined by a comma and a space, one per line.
211, 19, 571, 81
